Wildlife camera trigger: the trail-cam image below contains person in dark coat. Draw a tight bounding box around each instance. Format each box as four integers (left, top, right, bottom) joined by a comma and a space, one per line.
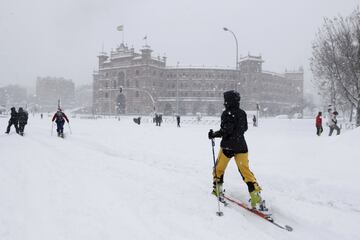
18, 107, 28, 136
208, 90, 266, 210
133, 117, 141, 125
176, 115, 181, 127
51, 108, 69, 137
252, 115, 257, 127
5, 107, 19, 134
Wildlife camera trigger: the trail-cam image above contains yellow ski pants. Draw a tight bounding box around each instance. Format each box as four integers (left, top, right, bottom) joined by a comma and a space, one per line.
213, 148, 261, 193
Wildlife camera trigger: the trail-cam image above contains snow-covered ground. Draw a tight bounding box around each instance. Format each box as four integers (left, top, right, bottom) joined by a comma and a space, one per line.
0, 115, 359, 240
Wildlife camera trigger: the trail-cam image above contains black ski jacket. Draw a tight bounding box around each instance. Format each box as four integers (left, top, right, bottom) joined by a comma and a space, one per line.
215, 107, 248, 153
9, 109, 18, 123
18, 110, 28, 124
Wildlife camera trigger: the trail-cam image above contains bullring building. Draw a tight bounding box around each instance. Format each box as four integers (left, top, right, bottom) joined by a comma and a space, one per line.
93, 43, 303, 116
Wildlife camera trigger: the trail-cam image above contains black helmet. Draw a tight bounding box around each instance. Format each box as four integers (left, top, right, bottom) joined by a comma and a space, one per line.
10, 107, 15, 111
19, 107, 23, 112
223, 90, 240, 108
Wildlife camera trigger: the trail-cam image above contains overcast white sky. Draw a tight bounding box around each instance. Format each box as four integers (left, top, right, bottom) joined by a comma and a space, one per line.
0, 0, 358, 93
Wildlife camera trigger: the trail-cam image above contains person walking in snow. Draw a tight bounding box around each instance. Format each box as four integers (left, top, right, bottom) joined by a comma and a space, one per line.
52, 108, 69, 137
315, 112, 323, 136
329, 111, 340, 136
176, 115, 181, 127
252, 115, 257, 127
208, 90, 266, 211
18, 107, 28, 136
5, 107, 19, 134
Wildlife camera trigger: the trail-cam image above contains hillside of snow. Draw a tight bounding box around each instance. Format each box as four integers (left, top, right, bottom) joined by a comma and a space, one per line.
0, 115, 359, 240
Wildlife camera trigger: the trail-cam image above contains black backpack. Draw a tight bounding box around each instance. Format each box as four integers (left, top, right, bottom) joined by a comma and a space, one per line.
56, 111, 64, 121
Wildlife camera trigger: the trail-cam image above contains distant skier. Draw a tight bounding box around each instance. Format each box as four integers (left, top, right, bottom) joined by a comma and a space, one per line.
5, 107, 19, 134
315, 112, 323, 136
18, 107, 28, 136
208, 90, 267, 211
329, 111, 340, 136
176, 115, 181, 127
52, 108, 69, 138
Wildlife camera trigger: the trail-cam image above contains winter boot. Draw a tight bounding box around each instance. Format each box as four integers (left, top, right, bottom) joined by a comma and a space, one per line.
249, 191, 268, 212
212, 183, 224, 198
250, 190, 261, 208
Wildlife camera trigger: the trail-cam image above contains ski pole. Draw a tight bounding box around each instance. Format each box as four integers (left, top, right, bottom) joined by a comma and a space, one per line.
210, 132, 223, 217
67, 122, 72, 135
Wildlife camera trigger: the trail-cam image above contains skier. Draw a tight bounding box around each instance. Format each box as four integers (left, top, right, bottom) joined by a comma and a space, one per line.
329, 111, 340, 136
315, 112, 323, 136
176, 115, 181, 127
18, 107, 28, 136
5, 107, 19, 134
208, 90, 266, 211
52, 108, 69, 137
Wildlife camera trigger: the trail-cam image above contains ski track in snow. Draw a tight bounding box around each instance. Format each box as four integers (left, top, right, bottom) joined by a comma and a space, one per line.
0, 116, 360, 240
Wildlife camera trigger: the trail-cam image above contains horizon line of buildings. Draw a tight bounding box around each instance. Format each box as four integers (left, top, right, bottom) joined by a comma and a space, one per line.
93, 43, 303, 116
1, 42, 304, 117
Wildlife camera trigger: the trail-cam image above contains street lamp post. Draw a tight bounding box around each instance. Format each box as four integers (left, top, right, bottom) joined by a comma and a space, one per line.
223, 27, 239, 70
176, 61, 179, 115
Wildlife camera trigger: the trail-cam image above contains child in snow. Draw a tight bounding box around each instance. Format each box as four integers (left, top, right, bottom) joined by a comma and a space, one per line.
208, 90, 266, 211
315, 112, 323, 136
52, 108, 69, 137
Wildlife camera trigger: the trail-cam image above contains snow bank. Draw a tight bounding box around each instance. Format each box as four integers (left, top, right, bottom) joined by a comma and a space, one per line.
0, 116, 359, 240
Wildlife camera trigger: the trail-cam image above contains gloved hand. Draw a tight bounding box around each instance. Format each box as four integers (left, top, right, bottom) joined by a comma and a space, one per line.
208, 129, 214, 139
208, 129, 221, 139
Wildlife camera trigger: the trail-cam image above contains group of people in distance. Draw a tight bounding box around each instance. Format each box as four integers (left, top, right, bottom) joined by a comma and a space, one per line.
315, 108, 341, 136
4, 107, 69, 138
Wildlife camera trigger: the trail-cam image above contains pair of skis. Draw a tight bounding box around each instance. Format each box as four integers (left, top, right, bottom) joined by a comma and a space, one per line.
217, 194, 293, 232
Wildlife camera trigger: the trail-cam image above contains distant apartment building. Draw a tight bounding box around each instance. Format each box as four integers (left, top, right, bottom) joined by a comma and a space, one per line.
93, 43, 303, 116
0, 85, 27, 108
36, 77, 75, 111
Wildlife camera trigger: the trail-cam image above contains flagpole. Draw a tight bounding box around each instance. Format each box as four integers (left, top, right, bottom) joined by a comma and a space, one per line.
117, 25, 124, 43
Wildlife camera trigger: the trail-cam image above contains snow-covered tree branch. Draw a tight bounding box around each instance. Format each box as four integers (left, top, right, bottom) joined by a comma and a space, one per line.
310, 7, 360, 126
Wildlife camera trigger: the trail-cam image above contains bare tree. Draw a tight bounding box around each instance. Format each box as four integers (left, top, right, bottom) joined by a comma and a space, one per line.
311, 7, 360, 126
